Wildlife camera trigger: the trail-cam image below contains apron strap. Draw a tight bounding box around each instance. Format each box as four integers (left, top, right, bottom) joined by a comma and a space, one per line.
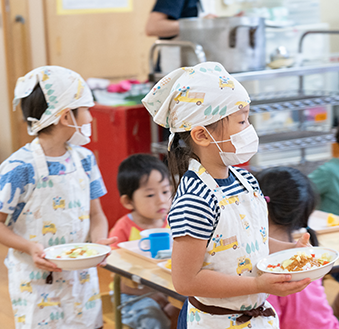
188, 297, 275, 324
188, 159, 253, 197
31, 138, 49, 179
228, 166, 253, 194
31, 139, 85, 179
188, 159, 224, 199
66, 143, 83, 172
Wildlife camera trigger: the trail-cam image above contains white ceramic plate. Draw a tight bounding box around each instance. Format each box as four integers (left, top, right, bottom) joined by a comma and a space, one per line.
44, 243, 111, 271
157, 260, 171, 273
257, 247, 339, 282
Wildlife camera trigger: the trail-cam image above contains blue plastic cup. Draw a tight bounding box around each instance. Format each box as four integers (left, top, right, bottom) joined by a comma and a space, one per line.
139, 232, 170, 258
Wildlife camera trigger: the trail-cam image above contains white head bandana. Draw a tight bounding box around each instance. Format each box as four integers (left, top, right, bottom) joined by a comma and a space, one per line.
13, 66, 94, 136
142, 62, 251, 150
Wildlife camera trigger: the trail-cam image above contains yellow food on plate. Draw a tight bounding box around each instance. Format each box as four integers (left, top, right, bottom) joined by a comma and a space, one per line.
327, 213, 339, 227
165, 259, 172, 269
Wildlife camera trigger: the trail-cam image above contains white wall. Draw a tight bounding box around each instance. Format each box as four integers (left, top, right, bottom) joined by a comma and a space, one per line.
0, 5, 13, 162
28, 0, 47, 68
320, 0, 339, 53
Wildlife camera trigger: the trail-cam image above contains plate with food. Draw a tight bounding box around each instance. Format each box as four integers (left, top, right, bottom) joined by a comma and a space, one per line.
292, 211, 339, 238
257, 247, 338, 281
44, 243, 111, 271
157, 259, 172, 273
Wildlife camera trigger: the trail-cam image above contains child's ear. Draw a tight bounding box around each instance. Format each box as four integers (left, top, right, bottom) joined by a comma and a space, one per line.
191, 126, 211, 147
120, 195, 134, 210
59, 109, 72, 126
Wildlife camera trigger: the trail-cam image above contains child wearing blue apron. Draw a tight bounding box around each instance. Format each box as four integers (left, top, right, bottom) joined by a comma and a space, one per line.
142, 62, 312, 328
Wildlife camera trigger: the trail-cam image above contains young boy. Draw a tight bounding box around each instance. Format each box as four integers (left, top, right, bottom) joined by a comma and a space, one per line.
109, 153, 178, 329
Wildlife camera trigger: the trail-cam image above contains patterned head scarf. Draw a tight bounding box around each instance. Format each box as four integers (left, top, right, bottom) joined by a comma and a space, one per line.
13, 65, 94, 136
142, 62, 250, 150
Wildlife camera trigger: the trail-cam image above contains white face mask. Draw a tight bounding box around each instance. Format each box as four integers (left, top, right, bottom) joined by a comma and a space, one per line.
205, 124, 259, 166
68, 111, 91, 146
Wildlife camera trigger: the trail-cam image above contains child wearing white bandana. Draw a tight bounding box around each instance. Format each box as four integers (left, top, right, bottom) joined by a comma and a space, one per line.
142, 62, 312, 329
0, 66, 115, 329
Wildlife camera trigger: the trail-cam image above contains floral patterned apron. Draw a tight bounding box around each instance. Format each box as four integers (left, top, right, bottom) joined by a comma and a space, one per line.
5, 138, 102, 329
186, 159, 279, 329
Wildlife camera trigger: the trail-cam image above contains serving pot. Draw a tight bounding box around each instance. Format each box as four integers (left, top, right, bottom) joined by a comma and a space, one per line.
178, 16, 266, 73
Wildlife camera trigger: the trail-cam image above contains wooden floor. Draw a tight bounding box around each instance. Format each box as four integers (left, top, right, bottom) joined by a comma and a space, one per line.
0, 244, 115, 329
1, 243, 339, 328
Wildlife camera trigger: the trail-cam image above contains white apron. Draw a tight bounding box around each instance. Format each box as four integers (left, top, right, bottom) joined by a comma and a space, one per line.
186, 160, 279, 329
5, 138, 103, 329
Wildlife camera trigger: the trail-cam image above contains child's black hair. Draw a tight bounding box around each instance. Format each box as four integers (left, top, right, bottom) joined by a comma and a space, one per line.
117, 153, 170, 199
21, 84, 78, 135
255, 166, 319, 246
167, 118, 226, 193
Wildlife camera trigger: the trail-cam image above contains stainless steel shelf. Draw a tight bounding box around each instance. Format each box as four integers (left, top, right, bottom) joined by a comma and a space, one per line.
250, 159, 330, 176
150, 63, 339, 168
150, 63, 339, 84
250, 90, 339, 114
151, 130, 335, 155
258, 130, 335, 153
232, 63, 339, 82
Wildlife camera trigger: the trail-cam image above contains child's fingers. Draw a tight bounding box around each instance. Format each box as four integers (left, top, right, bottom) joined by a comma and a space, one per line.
296, 232, 311, 247
267, 273, 292, 283
95, 236, 117, 246
35, 256, 62, 272
279, 278, 311, 295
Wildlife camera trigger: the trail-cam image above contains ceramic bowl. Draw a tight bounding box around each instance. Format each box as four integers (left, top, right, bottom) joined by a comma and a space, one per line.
257, 247, 338, 282
44, 243, 111, 271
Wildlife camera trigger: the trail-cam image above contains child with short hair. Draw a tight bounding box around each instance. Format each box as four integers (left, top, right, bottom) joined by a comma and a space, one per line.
109, 153, 171, 248
142, 61, 312, 328
0, 66, 115, 329
109, 153, 178, 329
256, 166, 339, 329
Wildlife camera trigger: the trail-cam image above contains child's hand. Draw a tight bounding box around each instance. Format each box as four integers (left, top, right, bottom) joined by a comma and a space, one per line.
29, 242, 62, 272
256, 272, 311, 297
95, 236, 118, 266
295, 232, 311, 248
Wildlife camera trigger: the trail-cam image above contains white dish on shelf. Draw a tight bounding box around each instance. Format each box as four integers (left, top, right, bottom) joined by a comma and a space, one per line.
257, 247, 338, 282
118, 240, 171, 263
44, 243, 111, 271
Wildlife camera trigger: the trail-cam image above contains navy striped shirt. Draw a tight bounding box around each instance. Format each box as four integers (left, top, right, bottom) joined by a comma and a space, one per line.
168, 167, 262, 240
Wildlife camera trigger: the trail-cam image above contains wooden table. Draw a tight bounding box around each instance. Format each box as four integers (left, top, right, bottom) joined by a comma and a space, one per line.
105, 211, 339, 328
105, 249, 185, 329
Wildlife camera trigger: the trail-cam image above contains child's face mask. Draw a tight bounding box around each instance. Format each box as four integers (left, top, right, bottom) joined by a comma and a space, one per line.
205, 124, 259, 166
67, 111, 91, 146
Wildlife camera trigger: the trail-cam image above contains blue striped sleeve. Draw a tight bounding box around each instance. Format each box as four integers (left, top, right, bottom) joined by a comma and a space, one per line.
169, 194, 215, 239
168, 174, 219, 240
